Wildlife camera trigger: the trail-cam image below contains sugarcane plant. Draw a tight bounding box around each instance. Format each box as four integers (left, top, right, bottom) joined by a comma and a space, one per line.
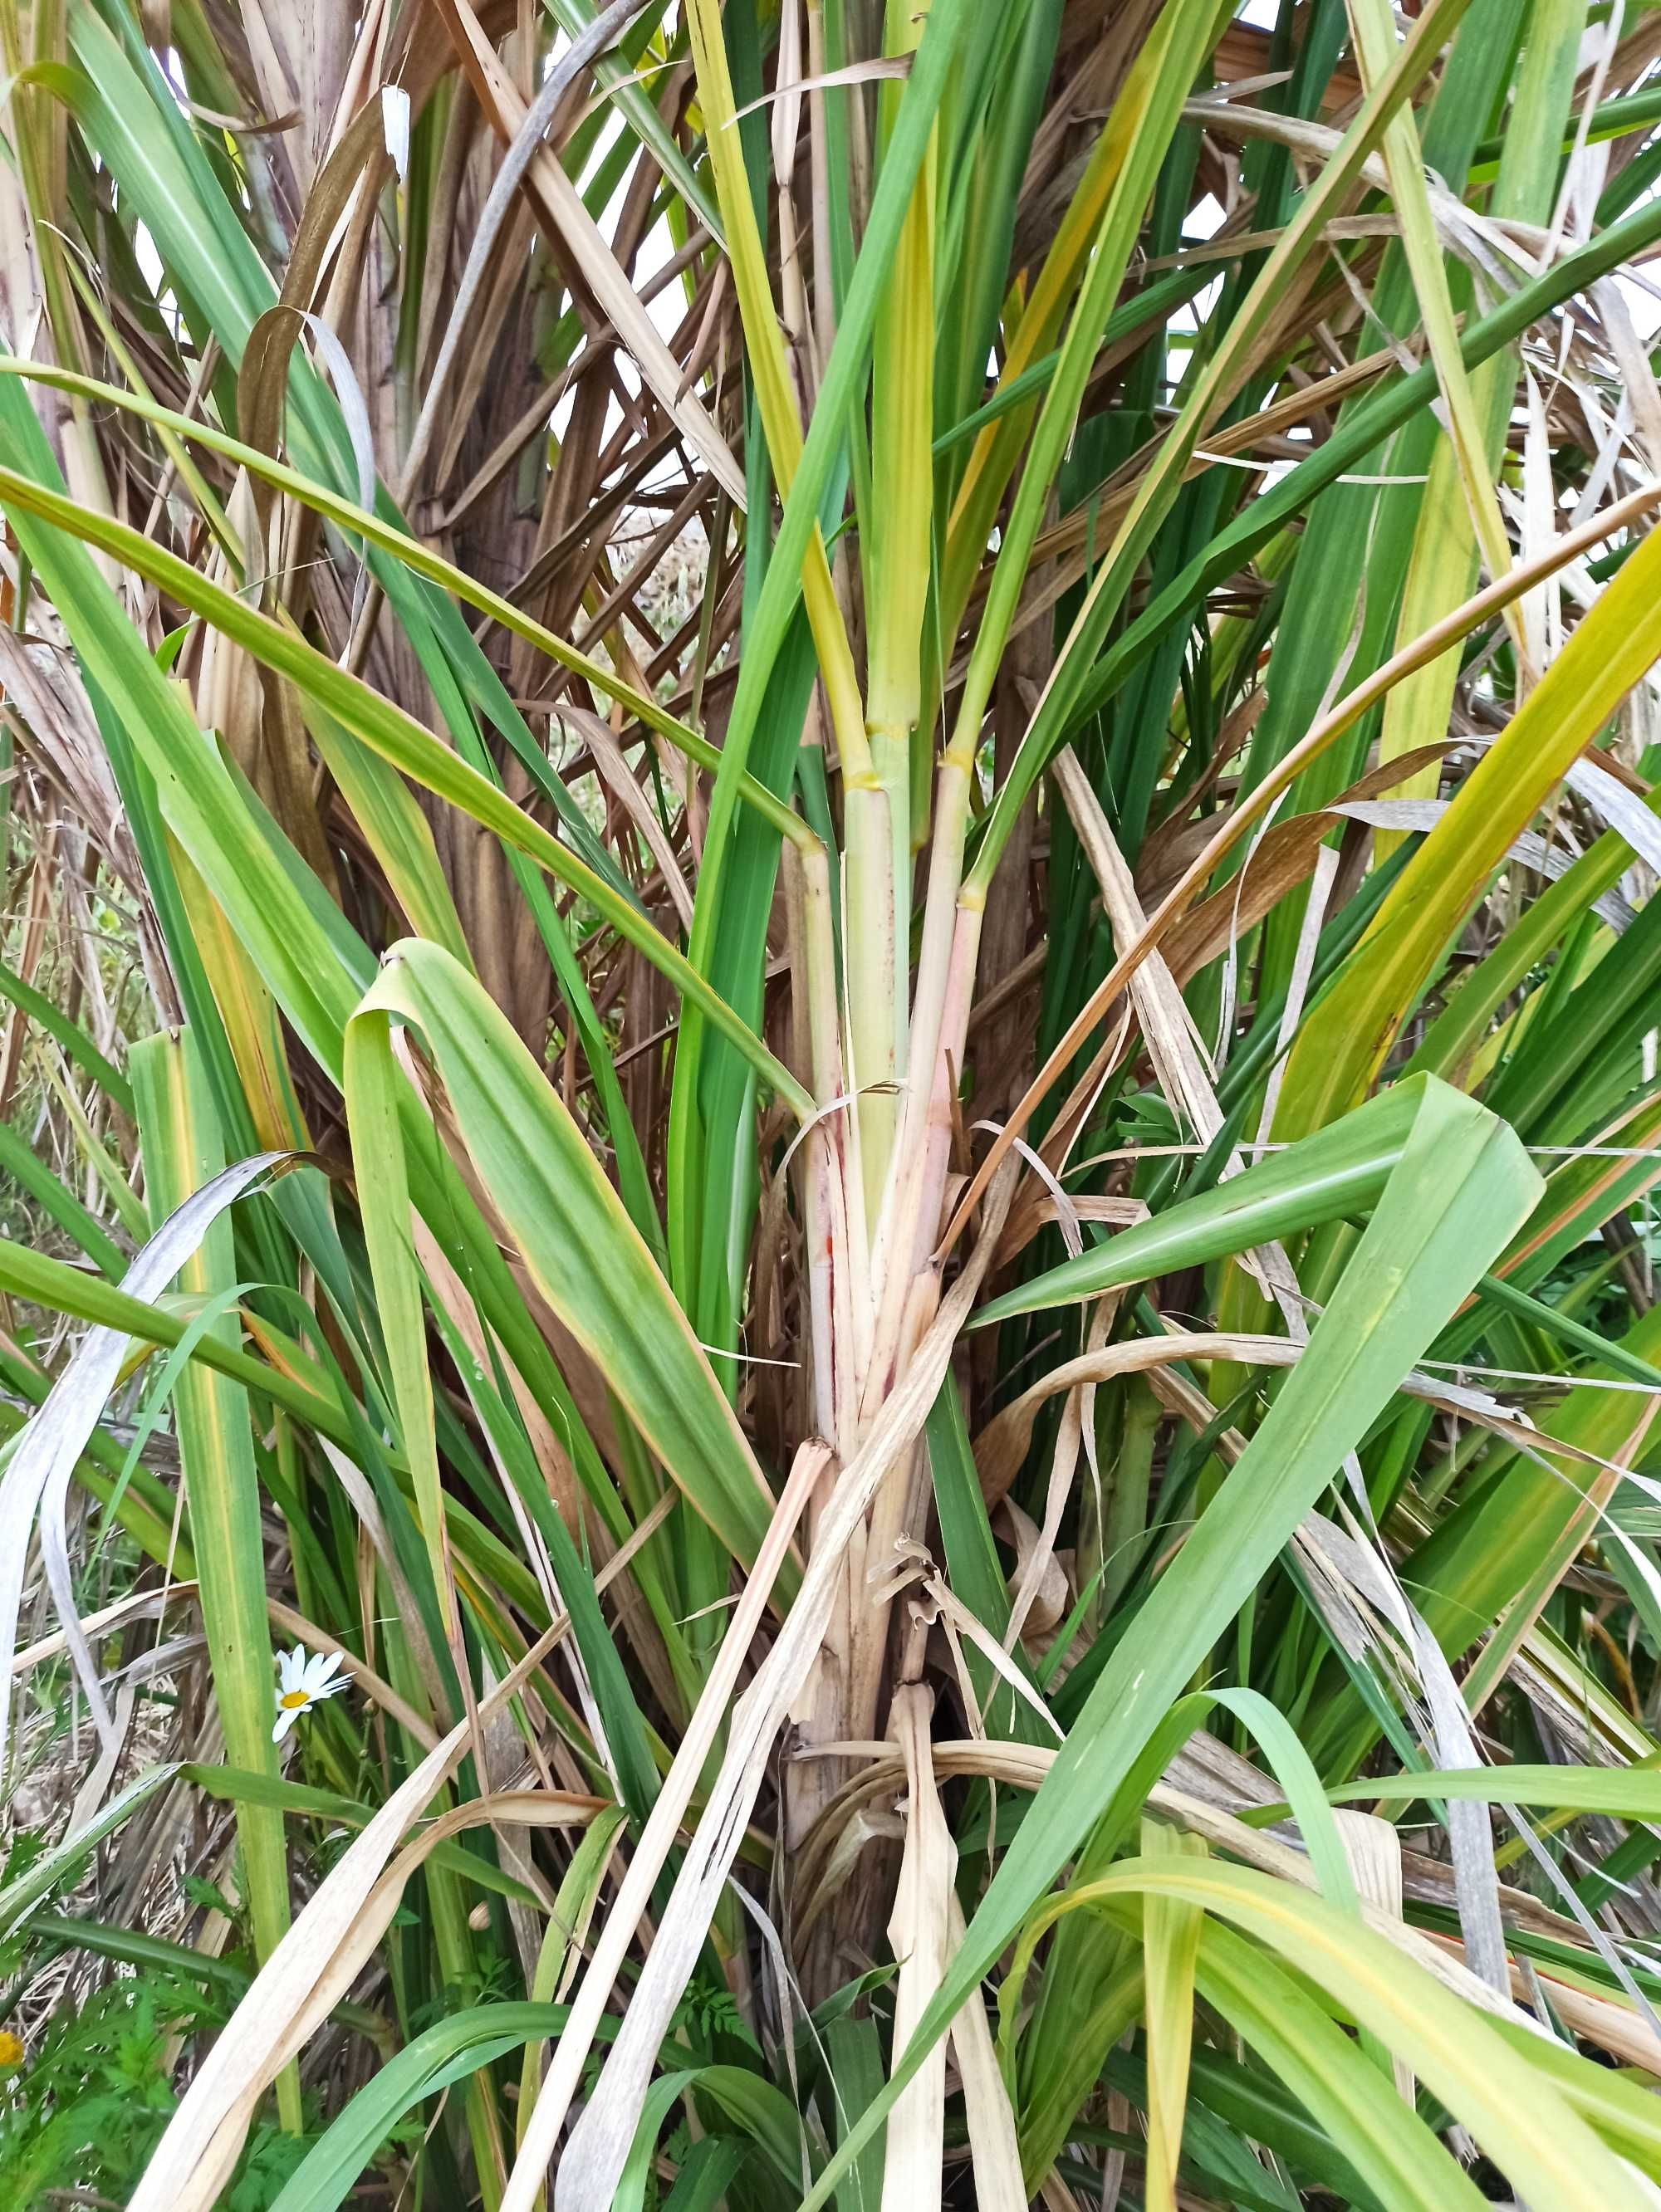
10, 0, 1661, 2206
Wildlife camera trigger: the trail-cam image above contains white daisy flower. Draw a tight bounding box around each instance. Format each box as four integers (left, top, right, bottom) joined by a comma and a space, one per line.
272, 1644, 349, 1742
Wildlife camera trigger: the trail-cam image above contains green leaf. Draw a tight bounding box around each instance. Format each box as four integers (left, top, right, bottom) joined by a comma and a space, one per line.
268, 2006, 575, 2212
355, 941, 794, 1591
975, 1077, 1430, 1324
130, 1030, 299, 2125
802, 1077, 1542, 2210
1278, 517, 1661, 1135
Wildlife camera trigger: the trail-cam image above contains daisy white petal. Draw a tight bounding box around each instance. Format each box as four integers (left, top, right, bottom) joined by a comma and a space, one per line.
301, 1651, 346, 1696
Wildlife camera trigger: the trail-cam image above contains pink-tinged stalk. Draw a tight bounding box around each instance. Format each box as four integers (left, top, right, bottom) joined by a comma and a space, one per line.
791, 837, 858, 1456
864, 751, 974, 1399
910, 897, 982, 1285
844, 780, 899, 1222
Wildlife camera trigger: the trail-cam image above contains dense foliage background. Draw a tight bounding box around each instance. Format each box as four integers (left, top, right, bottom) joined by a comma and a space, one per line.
8, 0, 1661, 2205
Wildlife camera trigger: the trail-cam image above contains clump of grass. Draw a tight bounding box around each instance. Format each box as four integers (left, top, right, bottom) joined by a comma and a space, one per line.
5, 2, 1661, 2209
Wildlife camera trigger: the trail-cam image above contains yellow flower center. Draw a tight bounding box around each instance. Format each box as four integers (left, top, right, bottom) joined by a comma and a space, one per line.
279, 1690, 311, 1710
0, 2033, 24, 2069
